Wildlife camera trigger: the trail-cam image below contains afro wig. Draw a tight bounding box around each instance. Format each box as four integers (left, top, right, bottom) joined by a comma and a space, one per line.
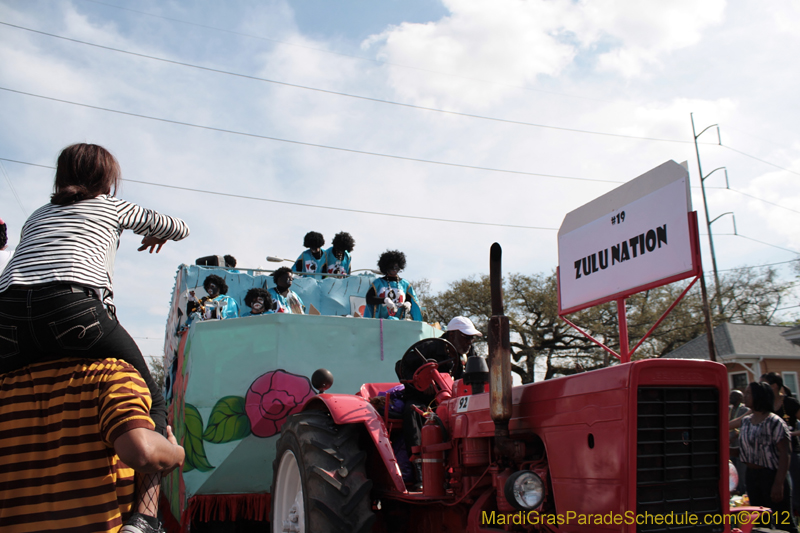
224, 255, 237, 268
203, 274, 228, 295
245, 287, 273, 309
377, 250, 407, 275
0, 220, 6, 249
303, 231, 325, 250
332, 231, 355, 253
271, 266, 292, 281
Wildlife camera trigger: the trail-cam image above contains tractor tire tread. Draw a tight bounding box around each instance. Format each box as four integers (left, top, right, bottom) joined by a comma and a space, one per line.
271, 411, 375, 533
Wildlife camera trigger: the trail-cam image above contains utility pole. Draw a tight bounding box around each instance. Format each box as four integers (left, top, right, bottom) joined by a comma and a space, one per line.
690, 113, 726, 315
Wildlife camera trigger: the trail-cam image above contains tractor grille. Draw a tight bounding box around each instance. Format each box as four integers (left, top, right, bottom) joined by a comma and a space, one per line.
636, 387, 721, 532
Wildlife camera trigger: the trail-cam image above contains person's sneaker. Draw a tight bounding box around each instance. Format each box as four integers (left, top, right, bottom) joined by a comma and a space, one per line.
120, 513, 165, 533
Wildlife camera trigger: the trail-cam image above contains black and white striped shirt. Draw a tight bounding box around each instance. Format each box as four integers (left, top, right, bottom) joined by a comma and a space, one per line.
739, 412, 790, 470
0, 195, 189, 303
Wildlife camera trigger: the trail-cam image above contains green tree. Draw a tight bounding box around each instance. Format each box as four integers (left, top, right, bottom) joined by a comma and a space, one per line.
427, 273, 609, 383
427, 266, 792, 383
147, 355, 167, 390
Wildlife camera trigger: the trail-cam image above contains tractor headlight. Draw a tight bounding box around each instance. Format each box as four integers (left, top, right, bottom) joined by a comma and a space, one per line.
504, 471, 545, 510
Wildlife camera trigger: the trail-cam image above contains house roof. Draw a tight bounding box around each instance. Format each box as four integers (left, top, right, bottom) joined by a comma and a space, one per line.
782, 324, 800, 341
666, 323, 800, 360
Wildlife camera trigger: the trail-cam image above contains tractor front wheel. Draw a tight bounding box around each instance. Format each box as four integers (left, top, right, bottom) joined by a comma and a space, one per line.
270, 411, 375, 533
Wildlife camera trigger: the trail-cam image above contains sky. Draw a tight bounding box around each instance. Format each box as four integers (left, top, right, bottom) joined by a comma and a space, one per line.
1, 0, 799, 365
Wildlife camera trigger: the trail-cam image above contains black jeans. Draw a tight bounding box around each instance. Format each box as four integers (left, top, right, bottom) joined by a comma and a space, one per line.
0, 284, 166, 434
746, 467, 798, 532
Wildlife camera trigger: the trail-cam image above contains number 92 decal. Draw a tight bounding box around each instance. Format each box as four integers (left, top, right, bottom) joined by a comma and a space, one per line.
456, 396, 470, 412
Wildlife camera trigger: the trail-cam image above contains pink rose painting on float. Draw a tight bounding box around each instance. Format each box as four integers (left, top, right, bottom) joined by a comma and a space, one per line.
182, 369, 314, 472
245, 370, 315, 438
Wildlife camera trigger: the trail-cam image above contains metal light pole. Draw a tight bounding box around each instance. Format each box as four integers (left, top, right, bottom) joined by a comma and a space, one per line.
690, 113, 725, 314
266, 256, 294, 263
710, 211, 736, 236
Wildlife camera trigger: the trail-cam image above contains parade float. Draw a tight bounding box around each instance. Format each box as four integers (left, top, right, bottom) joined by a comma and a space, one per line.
159, 265, 439, 529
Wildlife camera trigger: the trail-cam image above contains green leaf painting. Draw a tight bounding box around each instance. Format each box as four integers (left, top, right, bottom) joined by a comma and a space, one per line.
183, 403, 215, 472
202, 396, 251, 444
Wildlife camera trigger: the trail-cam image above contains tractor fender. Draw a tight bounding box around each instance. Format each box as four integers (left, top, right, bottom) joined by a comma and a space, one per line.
302, 393, 406, 492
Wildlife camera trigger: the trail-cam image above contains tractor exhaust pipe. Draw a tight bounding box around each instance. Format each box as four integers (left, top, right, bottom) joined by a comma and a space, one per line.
488, 243, 512, 438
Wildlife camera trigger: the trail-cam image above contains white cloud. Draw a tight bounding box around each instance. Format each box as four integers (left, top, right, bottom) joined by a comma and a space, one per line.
1, 0, 799, 356
361, 0, 727, 106
362, 0, 578, 106
576, 0, 726, 76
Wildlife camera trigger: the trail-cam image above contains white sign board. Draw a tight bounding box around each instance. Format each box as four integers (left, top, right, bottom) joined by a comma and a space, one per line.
558, 161, 695, 313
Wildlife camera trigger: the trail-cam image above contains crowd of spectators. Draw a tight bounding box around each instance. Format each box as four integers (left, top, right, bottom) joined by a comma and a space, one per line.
730, 372, 800, 532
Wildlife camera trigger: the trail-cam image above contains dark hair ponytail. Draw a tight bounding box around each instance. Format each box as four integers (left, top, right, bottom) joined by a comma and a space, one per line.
52, 143, 121, 206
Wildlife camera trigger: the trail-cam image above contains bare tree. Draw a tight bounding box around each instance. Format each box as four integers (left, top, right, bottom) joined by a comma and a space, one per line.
426, 266, 793, 383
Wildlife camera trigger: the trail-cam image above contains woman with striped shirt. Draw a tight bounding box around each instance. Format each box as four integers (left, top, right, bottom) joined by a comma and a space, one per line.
739, 381, 797, 531
0, 143, 189, 533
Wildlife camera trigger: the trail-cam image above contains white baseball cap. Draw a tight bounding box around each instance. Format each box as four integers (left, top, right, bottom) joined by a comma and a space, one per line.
446, 316, 482, 336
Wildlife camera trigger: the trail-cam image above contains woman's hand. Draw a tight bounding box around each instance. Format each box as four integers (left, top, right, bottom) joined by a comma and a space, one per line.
771, 479, 784, 502
138, 236, 167, 253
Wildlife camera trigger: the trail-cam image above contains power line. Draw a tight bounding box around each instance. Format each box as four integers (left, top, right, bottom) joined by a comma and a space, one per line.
6, 23, 799, 180
4, 156, 798, 239
78, 0, 609, 103
0, 21, 691, 144
4, 155, 797, 222
723, 124, 797, 153
6, 18, 799, 182
722, 145, 800, 177
0, 86, 622, 184
0, 157, 557, 230
0, 159, 52, 170
0, 160, 27, 216
705, 186, 800, 216
712, 233, 799, 255
122, 178, 560, 230
717, 258, 799, 272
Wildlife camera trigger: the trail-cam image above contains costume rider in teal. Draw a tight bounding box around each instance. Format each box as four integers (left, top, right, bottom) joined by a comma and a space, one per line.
187, 274, 239, 324
321, 231, 355, 276
364, 250, 421, 321
242, 287, 274, 317
269, 267, 306, 314
292, 231, 325, 275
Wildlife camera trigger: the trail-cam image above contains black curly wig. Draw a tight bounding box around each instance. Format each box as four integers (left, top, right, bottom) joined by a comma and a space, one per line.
0, 221, 6, 249
203, 274, 228, 295
271, 266, 292, 281
303, 231, 325, 250
332, 231, 355, 253
245, 287, 272, 309
223, 255, 237, 268
377, 250, 406, 275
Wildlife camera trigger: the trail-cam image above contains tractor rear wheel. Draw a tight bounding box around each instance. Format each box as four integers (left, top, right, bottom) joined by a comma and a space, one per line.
270, 411, 375, 533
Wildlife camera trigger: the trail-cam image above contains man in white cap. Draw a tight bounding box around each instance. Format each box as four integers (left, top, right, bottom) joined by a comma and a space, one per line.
395, 317, 482, 491
440, 316, 483, 377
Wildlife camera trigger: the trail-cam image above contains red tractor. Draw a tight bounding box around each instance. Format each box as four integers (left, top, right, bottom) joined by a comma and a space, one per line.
270, 245, 740, 533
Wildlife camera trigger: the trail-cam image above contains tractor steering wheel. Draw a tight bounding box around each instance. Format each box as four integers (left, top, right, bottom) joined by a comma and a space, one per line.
399, 338, 459, 393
